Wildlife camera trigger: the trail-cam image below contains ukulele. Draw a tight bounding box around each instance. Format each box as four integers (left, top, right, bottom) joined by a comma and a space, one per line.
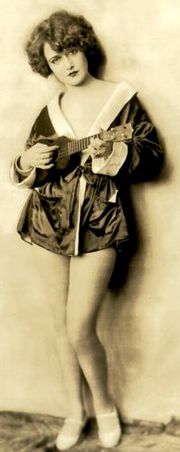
40, 122, 133, 170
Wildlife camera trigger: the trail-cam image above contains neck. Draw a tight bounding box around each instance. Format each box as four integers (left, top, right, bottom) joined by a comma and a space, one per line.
64, 74, 101, 94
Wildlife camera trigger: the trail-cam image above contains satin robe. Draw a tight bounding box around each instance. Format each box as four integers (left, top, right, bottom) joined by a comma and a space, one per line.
10, 82, 164, 256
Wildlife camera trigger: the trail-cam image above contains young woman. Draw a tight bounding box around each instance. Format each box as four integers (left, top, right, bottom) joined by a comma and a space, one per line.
10, 10, 164, 450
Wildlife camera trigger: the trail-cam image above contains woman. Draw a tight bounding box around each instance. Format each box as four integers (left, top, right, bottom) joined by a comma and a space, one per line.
10, 10, 163, 450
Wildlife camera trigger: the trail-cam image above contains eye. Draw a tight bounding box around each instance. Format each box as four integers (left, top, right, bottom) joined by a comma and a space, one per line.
50, 55, 62, 64
69, 49, 78, 55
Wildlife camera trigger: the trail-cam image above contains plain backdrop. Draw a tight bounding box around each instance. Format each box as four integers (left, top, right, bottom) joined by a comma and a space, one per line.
0, 0, 180, 422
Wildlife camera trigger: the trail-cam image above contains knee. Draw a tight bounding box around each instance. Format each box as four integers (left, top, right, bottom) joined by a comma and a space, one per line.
67, 318, 96, 354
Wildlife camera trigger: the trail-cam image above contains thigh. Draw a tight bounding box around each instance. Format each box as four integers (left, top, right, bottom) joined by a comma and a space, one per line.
67, 248, 116, 327
49, 253, 70, 331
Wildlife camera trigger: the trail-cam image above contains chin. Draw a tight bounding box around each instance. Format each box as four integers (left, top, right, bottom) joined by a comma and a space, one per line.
68, 72, 89, 87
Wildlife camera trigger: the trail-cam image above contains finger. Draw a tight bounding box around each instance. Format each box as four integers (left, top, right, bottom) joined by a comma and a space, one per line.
99, 127, 105, 136
37, 145, 59, 153
90, 136, 101, 145
93, 151, 104, 158
47, 145, 60, 151
96, 146, 105, 154
83, 147, 91, 154
96, 137, 103, 144
37, 163, 54, 169
86, 146, 96, 156
40, 149, 57, 155
40, 154, 55, 161
89, 137, 95, 146
36, 159, 53, 166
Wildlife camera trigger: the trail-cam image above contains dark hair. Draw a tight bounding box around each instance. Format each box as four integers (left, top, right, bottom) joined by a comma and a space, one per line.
25, 10, 105, 78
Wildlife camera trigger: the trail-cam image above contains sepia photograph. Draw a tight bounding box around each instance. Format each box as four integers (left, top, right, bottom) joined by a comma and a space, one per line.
0, 0, 180, 450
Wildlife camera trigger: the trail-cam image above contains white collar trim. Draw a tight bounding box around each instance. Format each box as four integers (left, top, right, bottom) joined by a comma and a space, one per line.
89, 81, 136, 135
47, 81, 137, 139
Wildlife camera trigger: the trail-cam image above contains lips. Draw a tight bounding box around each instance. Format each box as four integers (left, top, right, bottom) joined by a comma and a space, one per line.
69, 70, 79, 77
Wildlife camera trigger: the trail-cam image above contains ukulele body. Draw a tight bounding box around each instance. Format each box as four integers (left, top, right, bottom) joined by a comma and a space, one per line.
38, 123, 133, 171
54, 136, 71, 169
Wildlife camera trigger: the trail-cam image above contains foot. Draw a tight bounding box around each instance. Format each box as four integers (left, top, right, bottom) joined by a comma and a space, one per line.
96, 405, 122, 448
55, 416, 87, 450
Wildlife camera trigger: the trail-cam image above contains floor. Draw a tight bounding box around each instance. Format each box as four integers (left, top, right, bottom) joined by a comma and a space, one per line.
0, 412, 180, 452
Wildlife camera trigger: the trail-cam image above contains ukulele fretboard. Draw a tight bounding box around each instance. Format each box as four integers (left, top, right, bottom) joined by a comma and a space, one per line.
67, 134, 99, 155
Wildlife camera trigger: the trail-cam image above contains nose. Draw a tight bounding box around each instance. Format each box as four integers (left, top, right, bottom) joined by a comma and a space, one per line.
63, 54, 74, 70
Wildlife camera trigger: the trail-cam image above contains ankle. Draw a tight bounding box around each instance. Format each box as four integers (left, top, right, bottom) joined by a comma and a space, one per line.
94, 399, 115, 417
68, 407, 86, 422
66, 401, 85, 418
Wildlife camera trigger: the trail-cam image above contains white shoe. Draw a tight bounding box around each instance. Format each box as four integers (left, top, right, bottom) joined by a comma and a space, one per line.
96, 406, 122, 448
55, 416, 87, 450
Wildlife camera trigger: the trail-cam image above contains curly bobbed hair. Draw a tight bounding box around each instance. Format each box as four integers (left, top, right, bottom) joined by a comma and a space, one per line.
25, 10, 106, 78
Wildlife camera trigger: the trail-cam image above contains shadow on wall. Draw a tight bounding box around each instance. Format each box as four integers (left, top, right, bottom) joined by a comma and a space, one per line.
109, 129, 168, 292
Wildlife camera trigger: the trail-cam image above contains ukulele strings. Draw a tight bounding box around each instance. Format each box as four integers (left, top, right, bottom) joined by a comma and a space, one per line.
58, 133, 99, 159
56, 124, 132, 160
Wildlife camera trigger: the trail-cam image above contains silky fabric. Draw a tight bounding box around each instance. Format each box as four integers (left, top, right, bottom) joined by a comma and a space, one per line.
13, 94, 163, 256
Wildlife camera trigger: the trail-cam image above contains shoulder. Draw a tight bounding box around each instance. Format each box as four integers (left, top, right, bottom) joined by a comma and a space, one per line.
104, 80, 138, 110
101, 79, 137, 94
25, 103, 56, 149
34, 105, 51, 127
30, 105, 55, 136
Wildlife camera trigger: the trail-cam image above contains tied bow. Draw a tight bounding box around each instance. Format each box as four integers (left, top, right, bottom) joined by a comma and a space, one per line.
64, 164, 97, 185
63, 164, 98, 228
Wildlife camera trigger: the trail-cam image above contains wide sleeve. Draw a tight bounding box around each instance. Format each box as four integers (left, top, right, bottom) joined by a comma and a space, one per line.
10, 154, 37, 188
10, 116, 40, 188
116, 96, 164, 182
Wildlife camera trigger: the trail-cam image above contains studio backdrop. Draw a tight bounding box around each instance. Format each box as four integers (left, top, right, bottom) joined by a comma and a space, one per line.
1, 0, 180, 422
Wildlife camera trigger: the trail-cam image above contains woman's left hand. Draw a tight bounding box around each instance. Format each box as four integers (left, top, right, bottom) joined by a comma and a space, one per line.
88, 137, 113, 160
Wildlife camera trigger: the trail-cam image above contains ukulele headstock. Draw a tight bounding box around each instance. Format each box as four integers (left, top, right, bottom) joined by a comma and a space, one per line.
101, 123, 134, 142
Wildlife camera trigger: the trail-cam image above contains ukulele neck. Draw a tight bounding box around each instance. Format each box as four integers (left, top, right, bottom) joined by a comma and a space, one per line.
67, 134, 99, 156
65, 123, 133, 157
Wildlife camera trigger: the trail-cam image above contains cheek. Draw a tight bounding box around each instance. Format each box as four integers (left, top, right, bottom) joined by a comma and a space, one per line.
49, 65, 64, 79
81, 56, 88, 72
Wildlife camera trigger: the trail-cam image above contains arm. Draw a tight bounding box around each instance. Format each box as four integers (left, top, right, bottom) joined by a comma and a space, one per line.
89, 95, 163, 179
10, 108, 58, 188
10, 118, 39, 188
119, 96, 164, 182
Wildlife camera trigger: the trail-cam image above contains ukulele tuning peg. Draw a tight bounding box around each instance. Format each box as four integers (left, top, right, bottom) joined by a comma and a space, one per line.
99, 127, 106, 139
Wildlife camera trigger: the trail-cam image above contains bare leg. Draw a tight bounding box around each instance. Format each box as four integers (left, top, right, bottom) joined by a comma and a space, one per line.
67, 248, 116, 414
50, 254, 84, 418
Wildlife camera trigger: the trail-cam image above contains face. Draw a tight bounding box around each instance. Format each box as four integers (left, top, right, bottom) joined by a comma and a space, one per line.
44, 42, 89, 86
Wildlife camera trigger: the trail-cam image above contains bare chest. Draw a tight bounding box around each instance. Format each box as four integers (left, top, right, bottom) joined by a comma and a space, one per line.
60, 92, 110, 138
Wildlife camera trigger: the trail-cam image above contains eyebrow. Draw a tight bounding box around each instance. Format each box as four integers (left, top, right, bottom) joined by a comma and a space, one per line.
48, 54, 61, 63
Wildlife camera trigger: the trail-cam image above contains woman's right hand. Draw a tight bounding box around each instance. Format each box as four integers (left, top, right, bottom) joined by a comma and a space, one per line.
19, 142, 59, 171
